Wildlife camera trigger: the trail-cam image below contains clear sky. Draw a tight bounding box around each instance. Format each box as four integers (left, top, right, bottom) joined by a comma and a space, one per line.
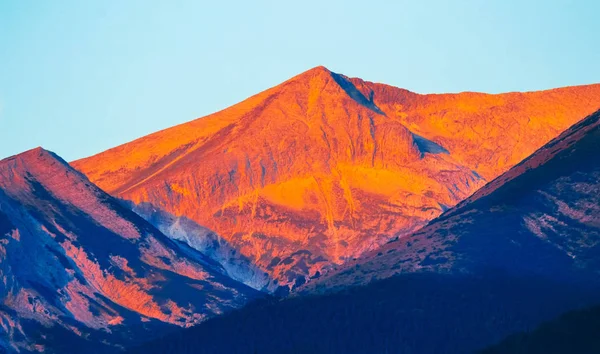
1, 0, 599, 161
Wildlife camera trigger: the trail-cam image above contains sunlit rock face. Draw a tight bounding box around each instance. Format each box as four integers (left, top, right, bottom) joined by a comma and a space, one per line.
72, 66, 600, 289
304, 109, 600, 293
0, 148, 260, 353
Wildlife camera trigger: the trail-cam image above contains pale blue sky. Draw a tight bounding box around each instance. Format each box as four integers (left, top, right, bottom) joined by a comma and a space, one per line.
1, 0, 598, 161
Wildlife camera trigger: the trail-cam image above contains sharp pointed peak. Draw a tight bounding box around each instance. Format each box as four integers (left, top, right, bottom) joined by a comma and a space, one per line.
3, 147, 49, 160
1, 146, 70, 169
304, 65, 332, 75
23, 146, 45, 154
288, 65, 334, 83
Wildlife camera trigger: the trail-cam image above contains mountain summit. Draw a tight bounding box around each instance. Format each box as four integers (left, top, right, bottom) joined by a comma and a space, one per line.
72, 67, 600, 288
0, 148, 260, 352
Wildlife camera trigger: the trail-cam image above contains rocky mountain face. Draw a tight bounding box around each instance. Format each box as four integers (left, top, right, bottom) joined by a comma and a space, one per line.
305, 109, 600, 292
72, 66, 600, 289
128, 202, 273, 291
126, 109, 600, 354
0, 148, 261, 353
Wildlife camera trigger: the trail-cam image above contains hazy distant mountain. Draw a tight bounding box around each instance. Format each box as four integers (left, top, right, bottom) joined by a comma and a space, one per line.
71, 66, 600, 289
0, 148, 261, 353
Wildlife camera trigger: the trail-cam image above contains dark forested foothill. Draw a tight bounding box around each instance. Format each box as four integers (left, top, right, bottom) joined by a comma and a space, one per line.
128, 271, 600, 354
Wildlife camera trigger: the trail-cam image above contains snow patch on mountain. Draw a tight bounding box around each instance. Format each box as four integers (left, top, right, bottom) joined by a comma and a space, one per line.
130, 202, 274, 292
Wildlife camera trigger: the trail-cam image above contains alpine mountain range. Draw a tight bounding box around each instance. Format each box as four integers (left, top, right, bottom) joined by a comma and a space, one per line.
2, 66, 600, 353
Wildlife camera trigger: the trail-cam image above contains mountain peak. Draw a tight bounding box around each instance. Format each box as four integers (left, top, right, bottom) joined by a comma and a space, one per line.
0, 146, 72, 177
0, 150, 261, 352
280, 65, 388, 115
301, 65, 332, 76
2, 146, 55, 162
72, 72, 600, 289
7, 146, 46, 158
284, 65, 334, 86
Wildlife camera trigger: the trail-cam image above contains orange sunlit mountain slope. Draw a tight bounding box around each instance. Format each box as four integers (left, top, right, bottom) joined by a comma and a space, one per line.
72, 66, 600, 289
303, 108, 600, 293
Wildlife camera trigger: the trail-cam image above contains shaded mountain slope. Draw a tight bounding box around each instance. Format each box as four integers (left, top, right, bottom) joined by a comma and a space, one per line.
72, 66, 600, 288
0, 148, 261, 353
128, 272, 600, 354
482, 304, 600, 354
305, 109, 600, 292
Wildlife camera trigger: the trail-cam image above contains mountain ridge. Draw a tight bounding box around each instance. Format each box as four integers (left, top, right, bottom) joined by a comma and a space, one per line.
303, 108, 600, 293
0, 147, 261, 353
126, 108, 600, 354
72, 67, 600, 288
